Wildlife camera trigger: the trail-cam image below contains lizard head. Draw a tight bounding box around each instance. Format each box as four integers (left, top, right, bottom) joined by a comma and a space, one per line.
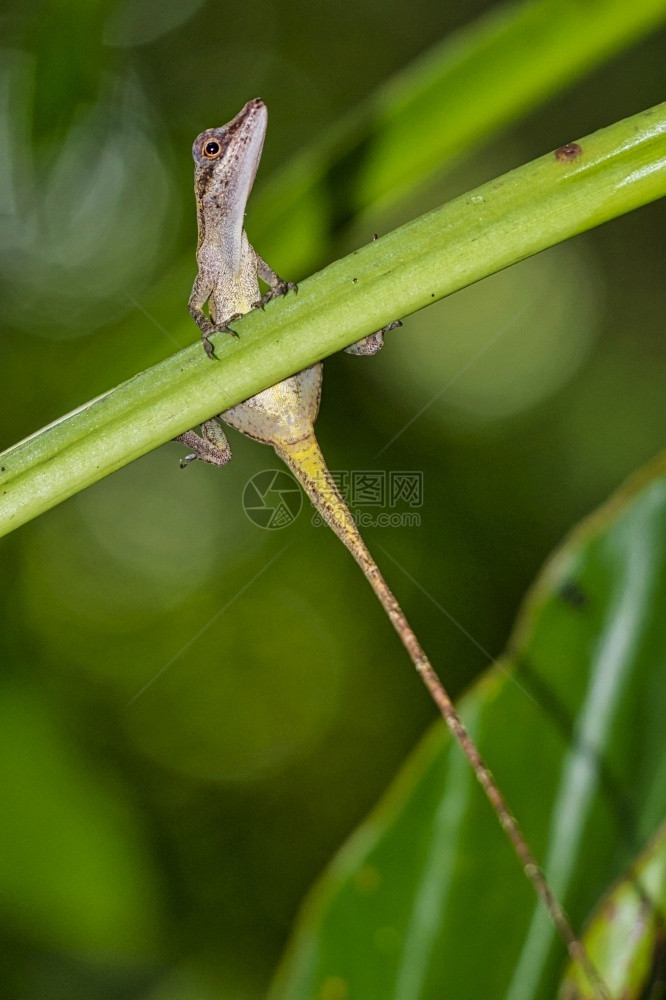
192, 98, 268, 212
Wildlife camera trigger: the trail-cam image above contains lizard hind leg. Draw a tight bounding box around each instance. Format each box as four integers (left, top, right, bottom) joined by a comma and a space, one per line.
174, 419, 232, 468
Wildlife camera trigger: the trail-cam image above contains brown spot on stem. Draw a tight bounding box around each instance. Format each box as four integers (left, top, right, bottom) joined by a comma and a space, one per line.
555, 143, 582, 162
558, 580, 588, 609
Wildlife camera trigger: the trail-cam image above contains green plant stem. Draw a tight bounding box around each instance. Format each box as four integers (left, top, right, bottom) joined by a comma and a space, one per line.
1, 104, 664, 537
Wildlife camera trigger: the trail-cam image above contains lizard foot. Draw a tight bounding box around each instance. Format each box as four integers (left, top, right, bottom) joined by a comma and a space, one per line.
344, 320, 402, 356
252, 280, 298, 310
202, 312, 244, 358
174, 423, 232, 467
345, 235, 401, 353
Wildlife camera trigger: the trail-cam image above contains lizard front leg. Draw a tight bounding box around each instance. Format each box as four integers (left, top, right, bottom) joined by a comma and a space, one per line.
175, 419, 232, 468
253, 254, 298, 309
189, 273, 243, 359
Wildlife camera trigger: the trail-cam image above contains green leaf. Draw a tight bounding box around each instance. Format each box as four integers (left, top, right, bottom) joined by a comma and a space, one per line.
268, 454, 666, 1000
559, 821, 666, 999
1, 105, 664, 537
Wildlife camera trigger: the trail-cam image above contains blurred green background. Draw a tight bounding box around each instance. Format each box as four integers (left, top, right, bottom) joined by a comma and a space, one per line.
0, 0, 664, 997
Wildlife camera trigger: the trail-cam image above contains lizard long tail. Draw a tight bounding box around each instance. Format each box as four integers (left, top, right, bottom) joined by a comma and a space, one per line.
275, 431, 607, 1000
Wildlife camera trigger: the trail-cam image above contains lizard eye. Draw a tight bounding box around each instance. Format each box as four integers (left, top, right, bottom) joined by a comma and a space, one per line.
203, 139, 222, 158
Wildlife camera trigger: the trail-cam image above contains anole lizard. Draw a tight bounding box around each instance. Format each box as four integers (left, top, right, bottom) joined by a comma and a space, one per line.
175, 99, 607, 998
